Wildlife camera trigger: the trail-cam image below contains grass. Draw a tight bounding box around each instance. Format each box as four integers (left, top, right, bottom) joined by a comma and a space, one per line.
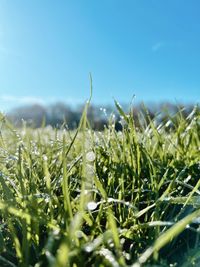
0, 100, 199, 266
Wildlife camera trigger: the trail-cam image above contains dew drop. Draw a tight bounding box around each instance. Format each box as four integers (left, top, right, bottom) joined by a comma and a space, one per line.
87, 201, 98, 211
86, 151, 95, 162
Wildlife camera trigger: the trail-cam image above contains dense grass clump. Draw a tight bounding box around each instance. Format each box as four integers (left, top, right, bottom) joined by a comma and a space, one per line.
0, 102, 199, 267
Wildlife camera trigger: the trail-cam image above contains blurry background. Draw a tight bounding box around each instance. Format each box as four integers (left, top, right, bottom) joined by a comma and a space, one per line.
0, 0, 199, 128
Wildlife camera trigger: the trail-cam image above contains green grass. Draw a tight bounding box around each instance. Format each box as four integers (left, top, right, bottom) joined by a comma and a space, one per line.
0, 101, 199, 267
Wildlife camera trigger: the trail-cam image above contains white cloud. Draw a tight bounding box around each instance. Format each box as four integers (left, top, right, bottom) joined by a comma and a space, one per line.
0, 95, 45, 105
152, 42, 165, 52
0, 94, 84, 107
0, 45, 19, 57
152, 41, 182, 52
0, 45, 9, 54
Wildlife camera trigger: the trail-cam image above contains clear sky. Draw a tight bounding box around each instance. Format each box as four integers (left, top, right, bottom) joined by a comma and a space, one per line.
0, 0, 200, 111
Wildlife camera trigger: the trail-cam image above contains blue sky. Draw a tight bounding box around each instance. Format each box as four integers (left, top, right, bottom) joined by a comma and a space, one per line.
0, 0, 200, 111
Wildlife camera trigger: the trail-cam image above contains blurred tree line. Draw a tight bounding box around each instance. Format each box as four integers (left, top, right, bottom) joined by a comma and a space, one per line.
7, 102, 196, 130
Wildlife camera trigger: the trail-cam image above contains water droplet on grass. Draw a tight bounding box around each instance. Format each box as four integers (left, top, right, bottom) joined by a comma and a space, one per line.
87, 201, 97, 211
43, 155, 48, 161
86, 151, 95, 162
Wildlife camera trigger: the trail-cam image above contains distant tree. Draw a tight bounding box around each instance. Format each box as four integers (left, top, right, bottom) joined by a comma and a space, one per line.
8, 104, 47, 127
6, 102, 196, 130
47, 102, 79, 128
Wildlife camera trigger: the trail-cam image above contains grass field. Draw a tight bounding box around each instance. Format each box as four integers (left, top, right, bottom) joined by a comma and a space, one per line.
0, 101, 199, 267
